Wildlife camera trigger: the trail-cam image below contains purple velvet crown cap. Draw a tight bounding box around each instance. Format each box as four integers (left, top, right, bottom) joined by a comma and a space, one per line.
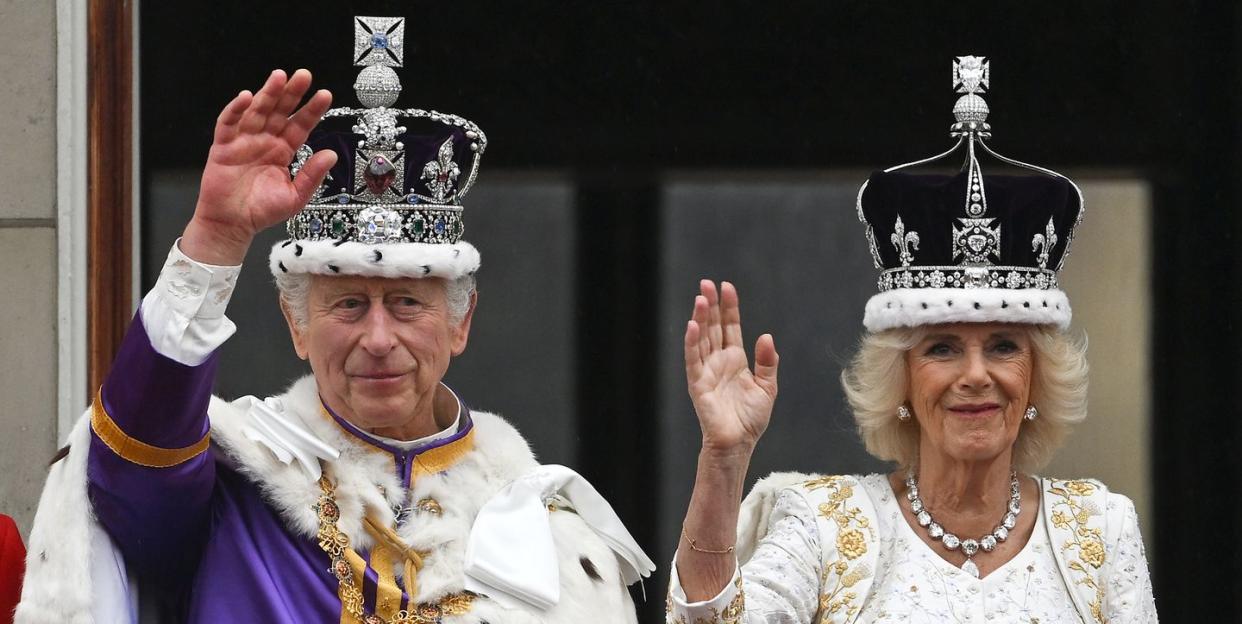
307, 120, 474, 206
860, 171, 1082, 274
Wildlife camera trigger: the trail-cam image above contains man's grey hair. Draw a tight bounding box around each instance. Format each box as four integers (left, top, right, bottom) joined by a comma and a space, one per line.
274, 272, 477, 328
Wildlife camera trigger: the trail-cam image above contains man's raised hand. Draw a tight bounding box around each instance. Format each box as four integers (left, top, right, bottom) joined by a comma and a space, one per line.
182, 69, 337, 265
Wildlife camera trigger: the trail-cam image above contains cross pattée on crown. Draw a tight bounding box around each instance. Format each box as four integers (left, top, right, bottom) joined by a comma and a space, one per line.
953, 56, 989, 95
354, 16, 404, 67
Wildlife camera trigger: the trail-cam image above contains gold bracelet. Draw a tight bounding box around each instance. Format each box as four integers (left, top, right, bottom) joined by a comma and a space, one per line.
681, 527, 735, 555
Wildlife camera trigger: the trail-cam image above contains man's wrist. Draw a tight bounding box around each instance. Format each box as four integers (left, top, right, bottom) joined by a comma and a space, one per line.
181, 215, 254, 266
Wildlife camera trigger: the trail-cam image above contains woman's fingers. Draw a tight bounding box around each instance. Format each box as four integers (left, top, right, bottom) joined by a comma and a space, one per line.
692, 295, 711, 361
691, 278, 764, 373
753, 333, 779, 395
719, 281, 744, 348
684, 319, 704, 382
700, 280, 723, 351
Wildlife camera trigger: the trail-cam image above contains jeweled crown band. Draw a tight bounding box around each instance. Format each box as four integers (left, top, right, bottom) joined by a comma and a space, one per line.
879, 266, 1058, 293
286, 205, 464, 245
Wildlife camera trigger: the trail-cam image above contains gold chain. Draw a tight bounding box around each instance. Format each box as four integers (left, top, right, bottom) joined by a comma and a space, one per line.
315, 476, 475, 623
681, 526, 735, 555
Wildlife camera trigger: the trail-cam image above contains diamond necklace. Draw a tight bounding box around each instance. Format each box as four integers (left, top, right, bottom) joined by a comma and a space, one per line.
904, 470, 1021, 578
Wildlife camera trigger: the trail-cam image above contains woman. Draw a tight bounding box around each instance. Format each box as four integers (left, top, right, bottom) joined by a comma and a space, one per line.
666, 58, 1157, 623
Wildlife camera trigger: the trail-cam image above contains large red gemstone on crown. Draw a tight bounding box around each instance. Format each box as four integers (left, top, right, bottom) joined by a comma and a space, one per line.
363, 156, 396, 195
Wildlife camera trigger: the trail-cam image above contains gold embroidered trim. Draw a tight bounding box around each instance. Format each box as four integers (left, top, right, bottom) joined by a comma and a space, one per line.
315, 476, 475, 623
720, 577, 745, 623
90, 389, 210, 468
320, 405, 476, 484
666, 577, 745, 624
803, 476, 873, 621
1047, 479, 1106, 624
411, 428, 476, 479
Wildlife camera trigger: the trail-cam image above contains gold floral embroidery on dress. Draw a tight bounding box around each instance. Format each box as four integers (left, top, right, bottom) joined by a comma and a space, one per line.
667, 594, 682, 624
315, 476, 476, 623
1047, 479, 1106, 624
666, 577, 743, 624
802, 476, 873, 622
720, 577, 745, 623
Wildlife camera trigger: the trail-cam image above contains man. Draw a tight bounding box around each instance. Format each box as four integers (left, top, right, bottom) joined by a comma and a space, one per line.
17, 16, 651, 623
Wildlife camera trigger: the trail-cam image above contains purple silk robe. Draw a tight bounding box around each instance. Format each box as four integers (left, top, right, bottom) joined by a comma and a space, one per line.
87, 313, 473, 622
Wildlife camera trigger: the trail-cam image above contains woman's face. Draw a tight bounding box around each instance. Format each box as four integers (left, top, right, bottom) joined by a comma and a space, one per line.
906, 323, 1033, 466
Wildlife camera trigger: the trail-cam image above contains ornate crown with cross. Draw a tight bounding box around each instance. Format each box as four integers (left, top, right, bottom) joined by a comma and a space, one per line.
270, 16, 486, 281
855, 56, 1086, 332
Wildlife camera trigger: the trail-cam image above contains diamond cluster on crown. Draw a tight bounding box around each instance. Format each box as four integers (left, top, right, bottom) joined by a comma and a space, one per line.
878, 266, 1057, 292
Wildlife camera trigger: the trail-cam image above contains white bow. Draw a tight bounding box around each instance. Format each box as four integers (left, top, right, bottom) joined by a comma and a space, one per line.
241, 396, 340, 480
463, 464, 656, 611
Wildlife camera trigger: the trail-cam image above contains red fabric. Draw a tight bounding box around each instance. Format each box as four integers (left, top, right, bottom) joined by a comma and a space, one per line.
0, 514, 24, 624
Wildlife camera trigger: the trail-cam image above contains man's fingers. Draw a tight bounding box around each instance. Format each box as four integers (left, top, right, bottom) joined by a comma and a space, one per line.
214, 90, 253, 143
720, 281, 744, 348
292, 149, 338, 205
265, 69, 314, 135
282, 89, 333, 148
753, 333, 779, 394
276, 69, 313, 116
239, 70, 287, 134
217, 90, 253, 126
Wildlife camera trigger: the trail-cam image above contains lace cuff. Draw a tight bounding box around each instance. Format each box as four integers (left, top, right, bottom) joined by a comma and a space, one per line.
139, 239, 241, 366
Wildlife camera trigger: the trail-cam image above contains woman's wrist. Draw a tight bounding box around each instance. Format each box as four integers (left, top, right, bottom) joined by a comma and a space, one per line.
686, 447, 749, 518
699, 440, 756, 464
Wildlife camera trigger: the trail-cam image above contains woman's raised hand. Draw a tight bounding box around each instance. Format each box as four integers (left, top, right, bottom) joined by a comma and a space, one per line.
181, 69, 337, 265
684, 280, 779, 454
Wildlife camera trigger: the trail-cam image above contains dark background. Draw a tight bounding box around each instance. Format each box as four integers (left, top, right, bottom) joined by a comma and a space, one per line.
141, 2, 1241, 621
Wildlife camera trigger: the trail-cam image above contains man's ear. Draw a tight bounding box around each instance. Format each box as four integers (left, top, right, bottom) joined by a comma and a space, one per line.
279, 298, 310, 361
450, 290, 478, 356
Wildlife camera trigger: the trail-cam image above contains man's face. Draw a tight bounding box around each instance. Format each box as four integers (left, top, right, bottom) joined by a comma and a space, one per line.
283, 274, 474, 436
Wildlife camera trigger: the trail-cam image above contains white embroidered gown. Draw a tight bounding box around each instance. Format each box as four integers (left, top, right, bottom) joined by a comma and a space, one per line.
668, 474, 1157, 623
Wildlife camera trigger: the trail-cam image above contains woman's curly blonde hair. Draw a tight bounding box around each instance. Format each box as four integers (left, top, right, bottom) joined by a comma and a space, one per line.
840, 324, 1088, 473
